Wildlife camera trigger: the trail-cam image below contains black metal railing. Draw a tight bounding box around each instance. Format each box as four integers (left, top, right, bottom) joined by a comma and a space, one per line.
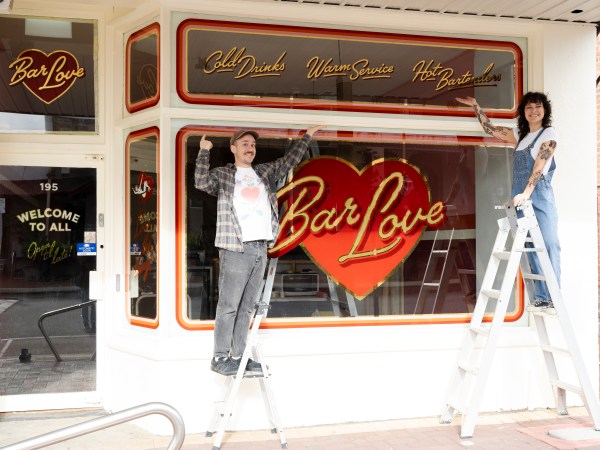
38, 300, 96, 362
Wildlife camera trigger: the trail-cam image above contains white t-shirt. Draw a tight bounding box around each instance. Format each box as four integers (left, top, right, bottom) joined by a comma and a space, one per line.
233, 167, 273, 242
513, 127, 558, 175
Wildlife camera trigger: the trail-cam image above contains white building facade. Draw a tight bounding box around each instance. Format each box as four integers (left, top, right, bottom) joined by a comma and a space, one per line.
0, 0, 597, 436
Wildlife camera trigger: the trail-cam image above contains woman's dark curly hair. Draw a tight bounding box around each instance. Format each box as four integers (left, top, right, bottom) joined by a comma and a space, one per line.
517, 92, 552, 140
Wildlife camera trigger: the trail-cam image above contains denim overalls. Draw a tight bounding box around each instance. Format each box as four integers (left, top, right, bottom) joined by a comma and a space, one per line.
511, 128, 561, 302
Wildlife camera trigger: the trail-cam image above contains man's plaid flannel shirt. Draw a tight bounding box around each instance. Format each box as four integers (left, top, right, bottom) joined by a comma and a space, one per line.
194, 134, 312, 252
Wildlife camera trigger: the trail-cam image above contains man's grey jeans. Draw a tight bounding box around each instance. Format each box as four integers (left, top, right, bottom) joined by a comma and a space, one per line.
214, 241, 267, 358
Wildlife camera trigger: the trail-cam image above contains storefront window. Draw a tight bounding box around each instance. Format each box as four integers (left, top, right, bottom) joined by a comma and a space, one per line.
175, 17, 523, 118
0, 16, 96, 133
126, 22, 160, 113
126, 127, 159, 328
175, 126, 517, 329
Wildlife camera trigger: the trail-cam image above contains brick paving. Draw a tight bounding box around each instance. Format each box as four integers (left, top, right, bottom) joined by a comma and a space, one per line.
0, 358, 95, 395
1, 406, 599, 449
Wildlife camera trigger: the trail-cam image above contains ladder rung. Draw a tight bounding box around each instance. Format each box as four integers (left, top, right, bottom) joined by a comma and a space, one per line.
423, 282, 440, 287
458, 362, 479, 376
550, 379, 583, 396
522, 273, 546, 281
432, 249, 448, 254
540, 344, 570, 357
470, 325, 490, 337
458, 269, 476, 275
493, 250, 511, 260
518, 247, 544, 253
481, 288, 500, 299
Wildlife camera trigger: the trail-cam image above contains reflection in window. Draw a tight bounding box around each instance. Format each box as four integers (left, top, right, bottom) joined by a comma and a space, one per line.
176, 129, 513, 325
126, 127, 159, 327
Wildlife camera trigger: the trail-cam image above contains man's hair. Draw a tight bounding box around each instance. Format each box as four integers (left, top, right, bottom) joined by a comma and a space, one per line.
517, 91, 553, 140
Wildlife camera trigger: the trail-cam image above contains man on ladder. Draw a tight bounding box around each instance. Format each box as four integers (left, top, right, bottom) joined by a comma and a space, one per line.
197, 125, 324, 449
195, 125, 324, 376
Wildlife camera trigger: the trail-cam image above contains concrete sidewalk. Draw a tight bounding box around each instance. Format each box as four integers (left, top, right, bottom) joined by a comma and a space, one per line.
2, 406, 600, 449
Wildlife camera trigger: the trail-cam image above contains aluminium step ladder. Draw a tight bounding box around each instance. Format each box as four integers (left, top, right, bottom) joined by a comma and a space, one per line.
206, 257, 288, 449
205, 135, 325, 449
440, 200, 600, 438
414, 205, 476, 315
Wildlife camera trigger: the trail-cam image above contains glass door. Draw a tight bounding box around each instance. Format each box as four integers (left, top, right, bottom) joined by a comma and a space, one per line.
0, 164, 97, 398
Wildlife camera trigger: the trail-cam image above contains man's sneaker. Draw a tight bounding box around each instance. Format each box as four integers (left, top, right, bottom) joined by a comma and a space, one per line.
245, 358, 264, 375
229, 357, 264, 375
210, 357, 239, 376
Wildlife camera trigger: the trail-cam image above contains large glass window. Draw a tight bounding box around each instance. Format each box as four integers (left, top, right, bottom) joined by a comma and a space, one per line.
0, 16, 96, 133
175, 126, 516, 328
126, 127, 159, 328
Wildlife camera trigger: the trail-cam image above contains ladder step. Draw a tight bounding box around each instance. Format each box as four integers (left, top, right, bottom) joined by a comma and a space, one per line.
518, 247, 544, 253
481, 288, 500, 299
550, 379, 583, 396
423, 282, 440, 287
470, 325, 490, 337
458, 269, 476, 275
458, 361, 479, 376
522, 273, 546, 281
540, 344, 570, 357
493, 250, 511, 260
432, 249, 448, 255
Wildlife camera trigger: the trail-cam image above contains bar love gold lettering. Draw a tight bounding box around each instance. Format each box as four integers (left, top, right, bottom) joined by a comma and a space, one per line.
270, 157, 446, 299
8, 49, 86, 104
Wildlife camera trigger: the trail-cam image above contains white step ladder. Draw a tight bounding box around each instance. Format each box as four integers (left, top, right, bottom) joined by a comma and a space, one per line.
206, 258, 287, 449
440, 200, 600, 438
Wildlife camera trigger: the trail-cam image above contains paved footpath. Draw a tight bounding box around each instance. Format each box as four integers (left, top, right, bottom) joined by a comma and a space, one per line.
2, 406, 600, 449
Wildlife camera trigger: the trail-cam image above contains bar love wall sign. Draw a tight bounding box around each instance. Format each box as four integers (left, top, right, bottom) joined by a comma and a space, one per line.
270, 157, 446, 299
8, 49, 86, 104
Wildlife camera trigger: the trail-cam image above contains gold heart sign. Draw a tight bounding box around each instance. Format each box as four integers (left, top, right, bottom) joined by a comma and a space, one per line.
270, 157, 446, 299
8, 49, 85, 104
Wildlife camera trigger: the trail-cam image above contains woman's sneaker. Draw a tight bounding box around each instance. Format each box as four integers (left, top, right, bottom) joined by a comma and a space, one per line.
526, 299, 555, 314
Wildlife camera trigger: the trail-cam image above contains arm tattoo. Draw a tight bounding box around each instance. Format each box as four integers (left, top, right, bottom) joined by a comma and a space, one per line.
527, 170, 542, 188
538, 140, 556, 160
474, 105, 503, 136
538, 148, 551, 160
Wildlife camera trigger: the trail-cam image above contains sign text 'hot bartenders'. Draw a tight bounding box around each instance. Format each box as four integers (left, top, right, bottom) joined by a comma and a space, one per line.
269, 157, 446, 299
177, 19, 522, 117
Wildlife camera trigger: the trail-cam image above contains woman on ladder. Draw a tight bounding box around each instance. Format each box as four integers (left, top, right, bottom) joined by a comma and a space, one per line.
456, 92, 560, 311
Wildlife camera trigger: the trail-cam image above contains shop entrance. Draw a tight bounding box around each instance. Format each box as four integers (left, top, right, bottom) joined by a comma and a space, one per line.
0, 163, 98, 404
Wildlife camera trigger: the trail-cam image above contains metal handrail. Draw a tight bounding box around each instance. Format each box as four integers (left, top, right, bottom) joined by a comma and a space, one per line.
0, 402, 185, 450
37, 300, 97, 362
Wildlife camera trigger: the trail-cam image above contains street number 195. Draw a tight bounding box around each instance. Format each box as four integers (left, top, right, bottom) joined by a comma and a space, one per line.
40, 182, 58, 191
